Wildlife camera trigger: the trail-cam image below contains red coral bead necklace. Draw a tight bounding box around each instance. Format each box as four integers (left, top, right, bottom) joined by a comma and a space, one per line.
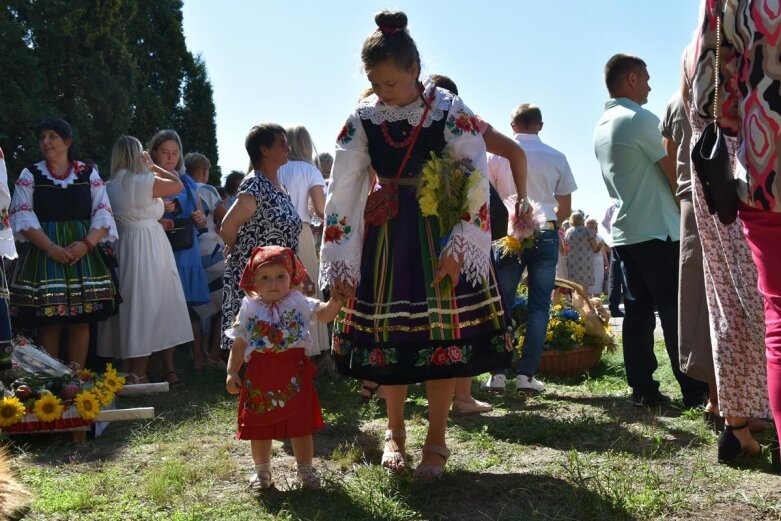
45, 161, 75, 180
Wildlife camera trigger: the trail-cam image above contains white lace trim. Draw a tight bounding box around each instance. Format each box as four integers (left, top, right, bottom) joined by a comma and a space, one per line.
357, 82, 453, 128
91, 213, 118, 242
10, 215, 41, 242
0, 235, 17, 260
319, 260, 361, 290
443, 222, 491, 287
36, 161, 80, 188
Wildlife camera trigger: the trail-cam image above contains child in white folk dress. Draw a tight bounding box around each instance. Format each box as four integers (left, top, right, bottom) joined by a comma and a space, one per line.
225, 245, 343, 490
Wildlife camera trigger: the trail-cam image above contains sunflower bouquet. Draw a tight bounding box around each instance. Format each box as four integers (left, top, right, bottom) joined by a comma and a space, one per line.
0, 338, 125, 428
418, 150, 488, 238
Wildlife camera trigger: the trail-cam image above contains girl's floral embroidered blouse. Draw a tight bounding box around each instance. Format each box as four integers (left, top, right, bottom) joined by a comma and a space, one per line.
225, 290, 324, 361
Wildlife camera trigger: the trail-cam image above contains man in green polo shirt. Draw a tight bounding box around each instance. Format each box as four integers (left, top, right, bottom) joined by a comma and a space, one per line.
593, 53, 708, 408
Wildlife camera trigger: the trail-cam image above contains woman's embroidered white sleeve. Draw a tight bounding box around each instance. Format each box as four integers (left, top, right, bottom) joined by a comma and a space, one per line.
442, 96, 492, 287
9, 169, 41, 241
89, 168, 118, 242
443, 96, 491, 286
319, 111, 371, 289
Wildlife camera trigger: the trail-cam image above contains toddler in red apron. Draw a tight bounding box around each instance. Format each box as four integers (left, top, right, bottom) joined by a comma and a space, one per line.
225, 245, 344, 490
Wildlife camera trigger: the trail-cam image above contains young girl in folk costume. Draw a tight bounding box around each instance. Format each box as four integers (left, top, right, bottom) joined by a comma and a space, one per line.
225, 245, 343, 490
321, 11, 511, 480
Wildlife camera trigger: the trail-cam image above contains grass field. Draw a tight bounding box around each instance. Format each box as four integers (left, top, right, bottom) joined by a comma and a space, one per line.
8, 344, 781, 520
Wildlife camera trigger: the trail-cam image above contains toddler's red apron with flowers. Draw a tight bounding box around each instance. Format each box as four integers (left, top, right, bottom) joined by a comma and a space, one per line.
236, 349, 323, 440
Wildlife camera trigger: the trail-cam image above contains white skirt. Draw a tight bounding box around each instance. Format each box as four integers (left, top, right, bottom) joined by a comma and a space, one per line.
97, 220, 194, 359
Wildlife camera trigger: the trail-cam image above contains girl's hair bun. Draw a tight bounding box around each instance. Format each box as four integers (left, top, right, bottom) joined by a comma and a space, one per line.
375, 11, 407, 31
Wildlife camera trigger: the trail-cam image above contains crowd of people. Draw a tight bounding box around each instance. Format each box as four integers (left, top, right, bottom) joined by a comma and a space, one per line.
2, 1, 780, 491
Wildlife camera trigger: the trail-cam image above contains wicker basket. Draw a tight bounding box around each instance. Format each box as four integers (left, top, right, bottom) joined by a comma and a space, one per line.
536, 345, 604, 377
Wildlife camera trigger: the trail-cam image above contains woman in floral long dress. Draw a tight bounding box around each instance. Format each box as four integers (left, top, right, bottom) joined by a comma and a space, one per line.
321, 11, 510, 480
220, 124, 302, 351
689, 5, 771, 460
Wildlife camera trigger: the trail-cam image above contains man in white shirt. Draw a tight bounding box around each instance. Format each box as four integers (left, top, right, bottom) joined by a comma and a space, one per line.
483, 104, 577, 395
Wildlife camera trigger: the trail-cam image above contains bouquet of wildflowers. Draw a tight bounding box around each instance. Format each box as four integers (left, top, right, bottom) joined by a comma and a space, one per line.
494, 195, 547, 260
418, 150, 488, 237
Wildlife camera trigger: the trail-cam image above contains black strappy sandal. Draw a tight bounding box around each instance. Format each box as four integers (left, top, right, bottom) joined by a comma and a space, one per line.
359, 382, 383, 401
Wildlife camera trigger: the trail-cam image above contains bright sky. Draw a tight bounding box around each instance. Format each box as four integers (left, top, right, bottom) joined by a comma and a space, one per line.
182, 0, 702, 221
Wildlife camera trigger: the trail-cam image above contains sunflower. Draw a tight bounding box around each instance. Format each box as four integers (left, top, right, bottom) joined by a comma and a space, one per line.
74, 391, 100, 421
33, 394, 64, 422
0, 397, 27, 427
102, 365, 125, 393
92, 384, 115, 407
78, 368, 97, 382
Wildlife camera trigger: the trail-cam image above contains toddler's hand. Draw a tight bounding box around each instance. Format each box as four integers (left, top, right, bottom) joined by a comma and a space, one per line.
226, 372, 242, 395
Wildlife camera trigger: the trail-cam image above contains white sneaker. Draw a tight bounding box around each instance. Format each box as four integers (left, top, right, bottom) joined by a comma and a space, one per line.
516, 375, 545, 395
481, 374, 506, 395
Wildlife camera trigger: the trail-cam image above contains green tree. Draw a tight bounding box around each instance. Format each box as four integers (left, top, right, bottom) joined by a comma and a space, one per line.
0, 4, 53, 180
15, 0, 136, 174
0, 0, 220, 184
176, 54, 221, 185
126, 0, 188, 146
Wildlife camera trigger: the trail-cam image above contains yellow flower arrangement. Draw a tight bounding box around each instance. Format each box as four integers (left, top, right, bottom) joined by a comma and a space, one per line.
92, 384, 115, 407
101, 370, 125, 394
513, 298, 587, 355
74, 391, 100, 421
418, 150, 484, 236
0, 397, 27, 427
33, 394, 64, 422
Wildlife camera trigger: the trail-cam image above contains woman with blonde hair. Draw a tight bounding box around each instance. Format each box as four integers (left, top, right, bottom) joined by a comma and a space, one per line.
98, 135, 193, 382
278, 125, 329, 355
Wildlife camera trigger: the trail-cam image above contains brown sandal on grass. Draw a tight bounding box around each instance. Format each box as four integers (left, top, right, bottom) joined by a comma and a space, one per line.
413, 444, 450, 481
381, 429, 407, 473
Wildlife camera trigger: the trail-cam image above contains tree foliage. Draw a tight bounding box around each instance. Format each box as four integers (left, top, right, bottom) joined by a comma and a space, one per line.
1, 0, 220, 183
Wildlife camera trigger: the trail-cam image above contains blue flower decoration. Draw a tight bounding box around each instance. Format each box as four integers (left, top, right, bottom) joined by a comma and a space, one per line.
559, 309, 580, 321
514, 297, 528, 308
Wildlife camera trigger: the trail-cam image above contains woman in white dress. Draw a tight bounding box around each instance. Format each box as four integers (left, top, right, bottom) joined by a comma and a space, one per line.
277, 126, 329, 355
586, 217, 607, 296
98, 136, 194, 382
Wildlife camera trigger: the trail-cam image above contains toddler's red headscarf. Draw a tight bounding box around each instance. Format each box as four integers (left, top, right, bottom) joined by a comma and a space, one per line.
239, 245, 307, 294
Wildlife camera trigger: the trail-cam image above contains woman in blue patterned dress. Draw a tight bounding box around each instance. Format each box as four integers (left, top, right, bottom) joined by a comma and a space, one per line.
220, 124, 302, 351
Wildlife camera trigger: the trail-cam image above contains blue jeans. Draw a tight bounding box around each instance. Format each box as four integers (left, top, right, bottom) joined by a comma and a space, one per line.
493, 229, 559, 377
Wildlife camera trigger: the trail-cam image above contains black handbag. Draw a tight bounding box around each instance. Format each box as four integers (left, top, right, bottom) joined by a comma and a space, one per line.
166, 217, 194, 250
690, 0, 738, 226
691, 124, 737, 225
165, 178, 199, 250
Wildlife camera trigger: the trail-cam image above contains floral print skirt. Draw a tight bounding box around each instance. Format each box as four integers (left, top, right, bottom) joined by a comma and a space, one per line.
332, 187, 512, 385
237, 349, 323, 440
692, 173, 770, 418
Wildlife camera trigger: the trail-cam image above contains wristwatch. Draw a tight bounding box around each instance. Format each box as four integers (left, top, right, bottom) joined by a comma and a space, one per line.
518, 197, 531, 214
